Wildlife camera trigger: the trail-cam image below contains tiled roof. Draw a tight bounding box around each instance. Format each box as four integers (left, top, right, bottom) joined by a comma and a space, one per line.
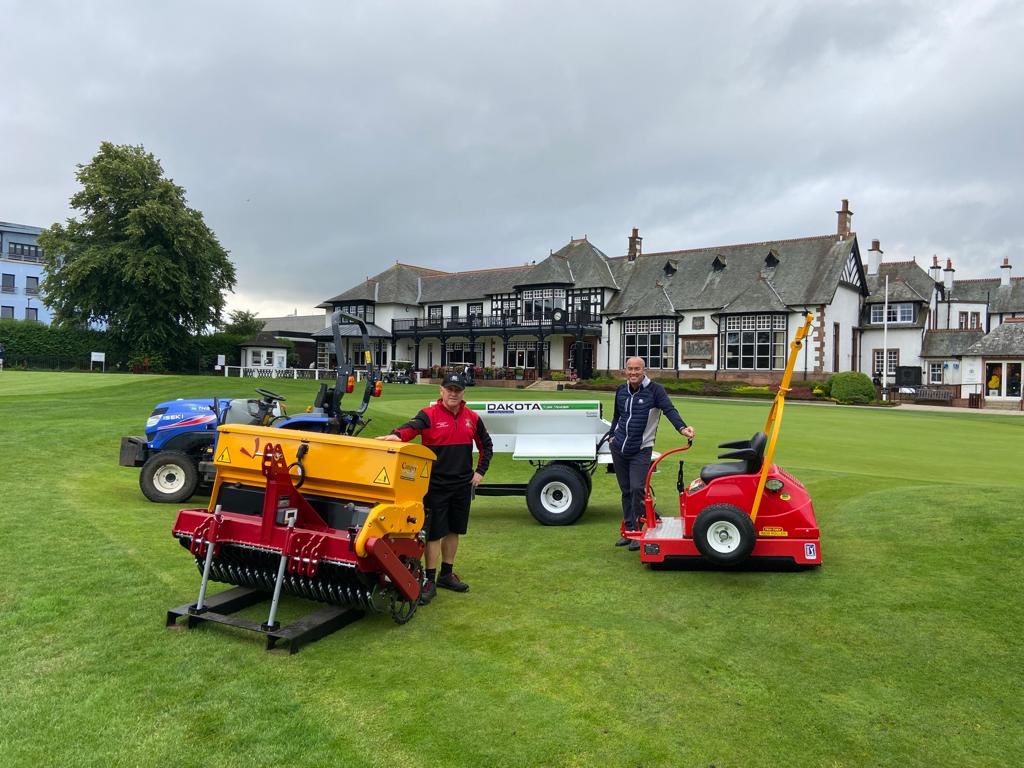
615, 282, 677, 318
949, 277, 1024, 313
241, 332, 290, 348
965, 319, 1024, 356
311, 322, 392, 340
260, 314, 328, 334
605, 234, 857, 314
723, 277, 789, 313
516, 254, 574, 285
321, 263, 445, 306
418, 265, 533, 302
920, 329, 986, 357
865, 261, 935, 303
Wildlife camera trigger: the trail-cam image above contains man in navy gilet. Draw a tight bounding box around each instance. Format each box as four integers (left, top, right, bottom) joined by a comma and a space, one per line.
608, 357, 695, 550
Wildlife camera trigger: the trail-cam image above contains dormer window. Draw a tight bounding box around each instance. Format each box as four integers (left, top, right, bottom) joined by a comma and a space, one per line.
764, 250, 779, 269
663, 259, 678, 277
870, 303, 914, 324
712, 255, 727, 271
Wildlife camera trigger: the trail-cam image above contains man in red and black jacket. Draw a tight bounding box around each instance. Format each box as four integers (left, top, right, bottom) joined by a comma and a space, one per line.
377, 372, 493, 604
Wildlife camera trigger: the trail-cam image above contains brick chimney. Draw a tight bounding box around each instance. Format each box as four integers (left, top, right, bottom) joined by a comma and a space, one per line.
929, 255, 941, 282
836, 199, 853, 238
627, 227, 642, 262
1001, 257, 1012, 287
943, 258, 955, 292
867, 239, 882, 276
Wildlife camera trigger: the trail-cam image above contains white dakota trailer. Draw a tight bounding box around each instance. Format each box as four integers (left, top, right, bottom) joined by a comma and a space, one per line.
465, 400, 614, 525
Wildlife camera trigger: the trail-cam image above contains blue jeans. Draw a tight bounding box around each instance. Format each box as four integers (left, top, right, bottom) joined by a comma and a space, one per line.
610, 443, 652, 530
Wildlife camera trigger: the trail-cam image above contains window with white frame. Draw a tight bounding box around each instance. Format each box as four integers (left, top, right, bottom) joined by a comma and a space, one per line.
568, 288, 603, 322
335, 302, 374, 324
504, 340, 541, 369
1, 273, 13, 294
522, 288, 566, 322
873, 349, 899, 376
491, 294, 517, 320
623, 319, 675, 369
870, 303, 914, 324
929, 362, 943, 384
0, 305, 13, 319
958, 311, 981, 330
719, 314, 787, 370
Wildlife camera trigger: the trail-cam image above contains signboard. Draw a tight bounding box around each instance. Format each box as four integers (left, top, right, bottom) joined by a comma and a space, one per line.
90, 351, 106, 372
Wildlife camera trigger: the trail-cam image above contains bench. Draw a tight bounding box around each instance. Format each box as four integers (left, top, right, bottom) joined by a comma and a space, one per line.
912, 388, 954, 403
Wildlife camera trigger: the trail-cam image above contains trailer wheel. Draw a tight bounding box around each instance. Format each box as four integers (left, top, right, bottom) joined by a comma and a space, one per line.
692, 504, 756, 565
140, 451, 199, 503
527, 465, 588, 525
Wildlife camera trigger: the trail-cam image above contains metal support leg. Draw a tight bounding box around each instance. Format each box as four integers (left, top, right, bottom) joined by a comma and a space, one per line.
263, 509, 297, 630
191, 505, 221, 615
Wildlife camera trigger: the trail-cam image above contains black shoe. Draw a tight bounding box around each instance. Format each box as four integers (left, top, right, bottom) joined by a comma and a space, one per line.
628, 539, 641, 551
437, 572, 470, 592
418, 580, 436, 605
615, 536, 630, 547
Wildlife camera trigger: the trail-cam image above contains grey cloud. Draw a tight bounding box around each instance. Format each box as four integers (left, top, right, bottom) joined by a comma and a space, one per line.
2, 0, 1022, 314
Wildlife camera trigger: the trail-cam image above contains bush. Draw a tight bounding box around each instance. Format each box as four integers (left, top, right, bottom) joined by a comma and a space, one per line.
829, 371, 876, 404
550, 371, 566, 381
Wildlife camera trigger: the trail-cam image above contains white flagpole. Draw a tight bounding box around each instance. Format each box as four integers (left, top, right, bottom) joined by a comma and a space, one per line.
882, 275, 889, 401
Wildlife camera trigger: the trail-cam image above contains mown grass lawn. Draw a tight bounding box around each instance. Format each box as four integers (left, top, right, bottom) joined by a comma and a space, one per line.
1, 371, 1021, 768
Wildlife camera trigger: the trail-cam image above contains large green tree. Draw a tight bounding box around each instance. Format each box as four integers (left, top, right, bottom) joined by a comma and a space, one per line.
221, 309, 265, 337
38, 142, 236, 358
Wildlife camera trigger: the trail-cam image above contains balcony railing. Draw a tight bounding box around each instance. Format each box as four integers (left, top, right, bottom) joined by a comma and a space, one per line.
392, 313, 603, 334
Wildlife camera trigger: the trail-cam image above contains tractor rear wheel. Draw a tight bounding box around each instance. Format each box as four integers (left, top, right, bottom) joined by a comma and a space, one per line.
692, 503, 756, 565
527, 464, 588, 525
140, 451, 199, 503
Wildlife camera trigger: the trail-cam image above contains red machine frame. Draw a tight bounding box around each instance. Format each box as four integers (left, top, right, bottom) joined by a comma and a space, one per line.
629, 313, 822, 568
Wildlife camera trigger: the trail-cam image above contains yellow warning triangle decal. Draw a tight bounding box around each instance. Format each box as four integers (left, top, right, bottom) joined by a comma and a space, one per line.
216, 446, 231, 463
373, 467, 390, 485
420, 464, 430, 478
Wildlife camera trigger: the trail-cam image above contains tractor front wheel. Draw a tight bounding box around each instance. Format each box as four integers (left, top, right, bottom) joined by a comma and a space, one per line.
526, 464, 588, 525
692, 504, 756, 565
140, 451, 199, 503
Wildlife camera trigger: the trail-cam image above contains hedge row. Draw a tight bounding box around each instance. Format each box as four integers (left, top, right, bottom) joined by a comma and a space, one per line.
0, 321, 258, 373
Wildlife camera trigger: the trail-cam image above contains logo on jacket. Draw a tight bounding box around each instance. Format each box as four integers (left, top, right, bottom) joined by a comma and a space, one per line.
465, 418, 472, 428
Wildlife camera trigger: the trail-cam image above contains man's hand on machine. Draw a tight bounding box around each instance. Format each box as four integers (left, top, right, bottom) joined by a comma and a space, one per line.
376, 433, 401, 441
471, 472, 484, 488
679, 426, 695, 440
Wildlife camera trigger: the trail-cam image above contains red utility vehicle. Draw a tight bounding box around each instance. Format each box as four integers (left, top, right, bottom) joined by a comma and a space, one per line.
627, 313, 822, 568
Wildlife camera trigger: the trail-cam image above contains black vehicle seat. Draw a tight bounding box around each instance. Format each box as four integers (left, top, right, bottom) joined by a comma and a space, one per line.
699, 431, 768, 483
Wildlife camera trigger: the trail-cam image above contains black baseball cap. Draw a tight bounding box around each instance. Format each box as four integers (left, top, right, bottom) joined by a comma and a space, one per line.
441, 372, 466, 390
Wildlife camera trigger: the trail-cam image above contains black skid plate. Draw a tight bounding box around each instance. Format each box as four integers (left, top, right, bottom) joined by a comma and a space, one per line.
166, 586, 364, 654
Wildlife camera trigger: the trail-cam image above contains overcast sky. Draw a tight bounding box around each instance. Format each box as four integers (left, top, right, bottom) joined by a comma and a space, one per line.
3, 0, 1022, 317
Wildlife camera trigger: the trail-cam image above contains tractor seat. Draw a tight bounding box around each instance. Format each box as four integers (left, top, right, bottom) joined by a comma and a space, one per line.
699, 431, 768, 483
222, 399, 263, 425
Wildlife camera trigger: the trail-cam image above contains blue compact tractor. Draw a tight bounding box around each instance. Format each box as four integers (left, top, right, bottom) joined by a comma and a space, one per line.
119, 311, 383, 503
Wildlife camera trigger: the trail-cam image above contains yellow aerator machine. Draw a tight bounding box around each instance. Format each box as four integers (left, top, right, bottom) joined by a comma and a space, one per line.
167, 424, 435, 652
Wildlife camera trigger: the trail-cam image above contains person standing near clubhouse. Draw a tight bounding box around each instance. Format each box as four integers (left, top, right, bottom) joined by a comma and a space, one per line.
378, 372, 493, 603
608, 357, 695, 550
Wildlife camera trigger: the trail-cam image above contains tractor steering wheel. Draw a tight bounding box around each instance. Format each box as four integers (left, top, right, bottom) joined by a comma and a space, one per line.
254, 387, 286, 403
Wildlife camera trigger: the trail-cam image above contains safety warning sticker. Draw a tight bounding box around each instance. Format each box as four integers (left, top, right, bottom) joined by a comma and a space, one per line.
216, 447, 231, 463
374, 467, 390, 485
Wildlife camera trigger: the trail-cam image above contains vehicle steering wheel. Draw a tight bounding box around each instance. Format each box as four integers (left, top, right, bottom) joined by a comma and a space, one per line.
254, 387, 286, 403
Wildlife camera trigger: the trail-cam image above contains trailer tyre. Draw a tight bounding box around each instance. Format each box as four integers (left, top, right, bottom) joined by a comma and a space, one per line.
140, 451, 199, 503
527, 465, 588, 526
692, 504, 756, 565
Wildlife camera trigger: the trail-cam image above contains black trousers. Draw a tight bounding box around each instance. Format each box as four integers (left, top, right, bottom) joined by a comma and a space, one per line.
609, 444, 653, 530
